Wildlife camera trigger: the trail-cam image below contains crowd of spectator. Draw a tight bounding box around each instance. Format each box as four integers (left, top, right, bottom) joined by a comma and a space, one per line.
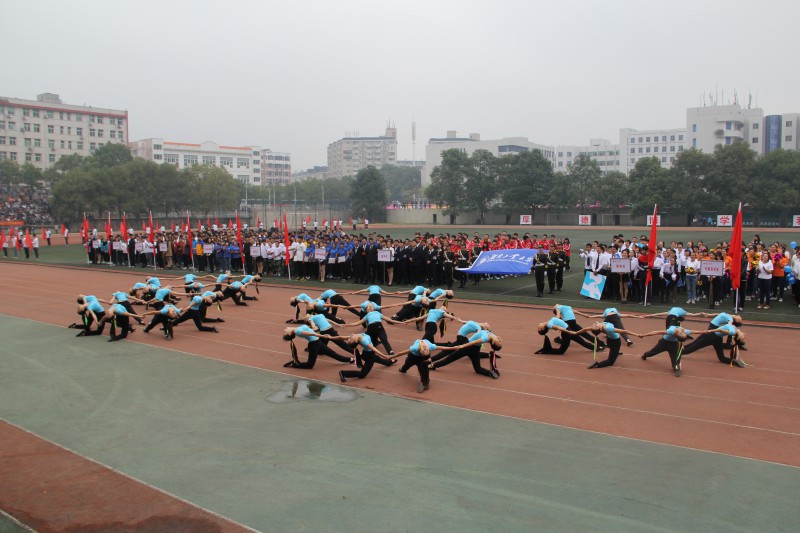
0, 184, 53, 226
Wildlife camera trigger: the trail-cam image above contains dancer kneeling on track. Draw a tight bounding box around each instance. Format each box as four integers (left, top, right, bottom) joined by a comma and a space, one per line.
575, 307, 637, 347
305, 312, 363, 359
680, 322, 747, 367
70, 296, 106, 337
338, 333, 394, 383
553, 304, 605, 350
638, 325, 716, 377
402, 307, 459, 343
142, 303, 181, 340
288, 293, 316, 323
393, 338, 463, 393
282, 325, 356, 369
171, 294, 220, 333
341, 304, 404, 357
575, 322, 640, 369
536, 317, 589, 354
104, 303, 143, 342
428, 329, 501, 379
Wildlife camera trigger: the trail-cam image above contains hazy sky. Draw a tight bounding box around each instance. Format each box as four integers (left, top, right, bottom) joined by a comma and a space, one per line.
5, 0, 799, 171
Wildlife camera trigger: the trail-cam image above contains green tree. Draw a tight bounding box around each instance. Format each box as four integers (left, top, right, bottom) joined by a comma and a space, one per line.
497, 149, 554, 214
668, 148, 714, 218
753, 149, 800, 211
89, 142, 133, 169
380, 164, 422, 202
18, 163, 42, 186
463, 149, 498, 224
0, 159, 21, 185
350, 166, 388, 222
426, 149, 469, 223
706, 142, 758, 211
186, 165, 241, 215
567, 154, 602, 212
594, 171, 629, 211
628, 157, 671, 215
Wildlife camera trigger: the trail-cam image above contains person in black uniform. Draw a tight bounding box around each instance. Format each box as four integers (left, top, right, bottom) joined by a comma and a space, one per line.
546, 247, 559, 294
555, 243, 567, 291
366, 238, 379, 284
411, 239, 426, 284
533, 248, 549, 297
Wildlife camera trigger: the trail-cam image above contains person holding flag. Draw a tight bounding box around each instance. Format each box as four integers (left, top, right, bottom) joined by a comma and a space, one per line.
0, 230, 6, 257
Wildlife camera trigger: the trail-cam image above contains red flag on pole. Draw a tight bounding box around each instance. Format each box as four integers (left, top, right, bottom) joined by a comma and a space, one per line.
215, 217, 220, 227
321, 218, 326, 227
25, 228, 33, 249
207, 216, 211, 228
105, 212, 112, 237
15, 229, 22, 250
197, 219, 202, 232
186, 211, 193, 253
645, 205, 658, 288
274, 218, 278, 229
148, 212, 154, 243
228, 218, 233, 229
41, 224, 46, 238
235, 211, 244, 257
120, 213, 127, 238
257, 216, 261, 228
305, 215, 311, 225
60, 223, 66, 236
730, 202, 743, 290
283, 212, 290, 267
82, 213, 89, 243
0, 230, 5, 248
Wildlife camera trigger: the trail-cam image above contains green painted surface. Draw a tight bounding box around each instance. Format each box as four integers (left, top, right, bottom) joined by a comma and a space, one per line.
1, 316, 798, 532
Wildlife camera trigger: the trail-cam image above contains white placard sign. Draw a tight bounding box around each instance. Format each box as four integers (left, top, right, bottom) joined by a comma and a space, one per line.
578, 214, 592, 226
135, 242, 143, 253
610, 257, 631, 273
251, 246, 261, 257
520, 214, 532, 225
203, 244, 214, 254
314, 249, 327, 260
113, 241, 121, 251
646, 215, 662, 226
700, 260, 725, 277
328, 257, 336, 264
716, 214, 733, 227
378, 249, 392, 262
92, 239, 101, 249
337, 256, 346, 263
159, 243, 168, 252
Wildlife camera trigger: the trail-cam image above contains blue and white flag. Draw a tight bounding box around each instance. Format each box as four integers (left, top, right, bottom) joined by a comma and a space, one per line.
456, 249, 536, 275
580, 272, 606, 300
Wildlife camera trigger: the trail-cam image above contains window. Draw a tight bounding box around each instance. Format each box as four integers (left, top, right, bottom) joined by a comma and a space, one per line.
0, 121, 4, 129
24, 138, 31, 147
76, 127, 83, 136
32, 109, 39, 118
692, 124, 697, 132
68, 141, 72, 149
237, 157, 249, 168
630, 158, 636, 164
117, 118, 123, 126
629, 137, 635, 143
89, 116, 95, 123
220, 156, 233, 167
153, 144, 162, 150
645, 147, 650, 153
60, 126, 64, 134
89, 129, 96, 137
97, 117, 104, 124
726, 121, 731, 130
48, 140, 55, 149
558, 161, 563, 167
184, 155, 198, 166
752, 123, 759, 130
23, 108, 30, 117
678, 134, 684, 141
153, 153, 162, 160
787, 121, 793, 127
23, 123, 31, 132
59, 112, 64, 120
33, 124, 40, 133
645, 137, 650, 142
566, 151, 572, 157
692, 138, 697, 147
678, 145, 684, 151
60, 140, 65, 149
661, 157, 667, 163
8, 122, 15, 130
638, 137, 643, 142
35, 153, 41, 162
109, 131, 115, 139
786, 135, 793, 142
10, 152, 16, 161
670, 135, 675, 141
9, 137, 16, 146
252, 150, 259, 156
662, 136, 667, 141
25, 152, 32, 162
77, 141, 83, 150
164, 153, 178, 164
47, 125, 54, 134
558, 152, 563, 157
0, 136, 5, 144
90, 142, 97, 152
49, 154, 55, 163
670, 157, 675, 162
0, 152, 6, 160
202, 155, 216, 165
97, 129, 104, 137
662, 146, 667, 152
6, 108, 14, 115
34, 139, 40, 147
46, 111, 53, 119
752, 137, 759, 143
76, 114, 82, 122
638, 147, 643, 153
725, 137, 731, 145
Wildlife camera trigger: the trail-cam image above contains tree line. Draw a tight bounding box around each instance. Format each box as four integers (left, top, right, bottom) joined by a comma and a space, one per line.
425, 143, 800, 222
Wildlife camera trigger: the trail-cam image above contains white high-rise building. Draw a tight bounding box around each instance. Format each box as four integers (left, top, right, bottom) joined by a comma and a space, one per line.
129, 138, 261, 184
0, 92, 128, 170
619, 127, 687, 172
686, 104, 763, 155
327, 127, 398, 179
423, 131, 555, 187
261, 149, 292, 185
555, 139, 621, 174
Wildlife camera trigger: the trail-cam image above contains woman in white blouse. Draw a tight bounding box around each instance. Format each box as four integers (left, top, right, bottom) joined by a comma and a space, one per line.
684, 253, 701, 304
756, 251, 773, 309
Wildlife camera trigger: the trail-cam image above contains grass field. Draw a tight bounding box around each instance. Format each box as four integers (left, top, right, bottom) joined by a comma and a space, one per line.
3, 224, 799, 324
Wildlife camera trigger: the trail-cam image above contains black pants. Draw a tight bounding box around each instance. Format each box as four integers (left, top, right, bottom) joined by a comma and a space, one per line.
422, 321, 439, 342
366, 322, 393, 355
431, 344, 494, 377
319, 327, 355, 354
200, 303, 224, 322
144, 313, 174, 338
555, 266, 564, 290
367, 293, 382, 307
400, 353, 430, 385
603, 313, 631, 344
78, 312, 105, 336
642, 339, 681, 370
173, 309, 216, 332
393, 304, 424, 322
329, 295, 357, 317
566, 319, 604, 349
546, 267, 556, 292
341, 350, 378, 380
222, 287, 246, 305
535, 333, 571, 354
681, 325, 732, 364
534, 267, 545, 295
108, 314, 131, 341
592, 337, 622, 368
436, 334, 469, 350
293, 340, 351, 369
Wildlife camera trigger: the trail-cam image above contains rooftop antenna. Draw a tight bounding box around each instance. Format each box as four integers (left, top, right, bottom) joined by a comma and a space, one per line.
748, 89, 752, 109
412, 119, 416, 168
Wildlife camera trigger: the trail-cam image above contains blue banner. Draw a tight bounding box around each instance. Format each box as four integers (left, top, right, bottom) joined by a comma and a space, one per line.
580, 272, 606, 300
456, 249, 536, 275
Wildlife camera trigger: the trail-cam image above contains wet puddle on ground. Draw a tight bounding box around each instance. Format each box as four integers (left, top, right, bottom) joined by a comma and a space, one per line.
266, 379, 359, 404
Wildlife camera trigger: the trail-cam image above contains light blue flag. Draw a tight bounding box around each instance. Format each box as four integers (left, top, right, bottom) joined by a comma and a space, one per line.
456, 249, 536, 275
580, 272, 606, 300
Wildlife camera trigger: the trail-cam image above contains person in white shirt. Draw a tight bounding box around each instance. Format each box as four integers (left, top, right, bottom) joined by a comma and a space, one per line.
756, 252, 773, 309
45, 229, 52, 246
32, 235, 39, 259
579, 243, 598, 274
684, 253, 701, 304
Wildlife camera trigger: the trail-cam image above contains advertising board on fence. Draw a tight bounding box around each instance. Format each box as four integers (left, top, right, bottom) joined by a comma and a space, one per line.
716, 215, 732, 227
793, 214, 800, 227
646, 215, 662, 226
520, 215, 532, 225
578, 214, 592, 226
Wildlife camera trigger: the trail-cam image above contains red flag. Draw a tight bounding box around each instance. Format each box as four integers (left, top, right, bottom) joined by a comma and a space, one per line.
105, 212, 112, 237
186, 211, 193, 254
142, 221, 146, 232
305, 215, 311, 225
283, 212, 290, 266
730, 203, 743, 290
41, 224, 46, 238
274, 218, 278, 229
148, 212, 154, 244
82, 213, 90, 243
228, 218, 232, 229
197, 220, 202, 232
120, 213, 127, 239
321, 218, 326, 227
25, 228, 33, 249
15, 230, 21, 250
207, 216, 211, 228
0, 230, 5, 248
215, 217, 220, 227
60, 223, 66, 236
645, 205, 658, 287
235, 212, 244, 257
348, 216, 352, 226
257, 216, 261, 228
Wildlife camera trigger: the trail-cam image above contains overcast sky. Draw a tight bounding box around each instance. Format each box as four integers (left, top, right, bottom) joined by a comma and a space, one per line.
5, 0, 799, 171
